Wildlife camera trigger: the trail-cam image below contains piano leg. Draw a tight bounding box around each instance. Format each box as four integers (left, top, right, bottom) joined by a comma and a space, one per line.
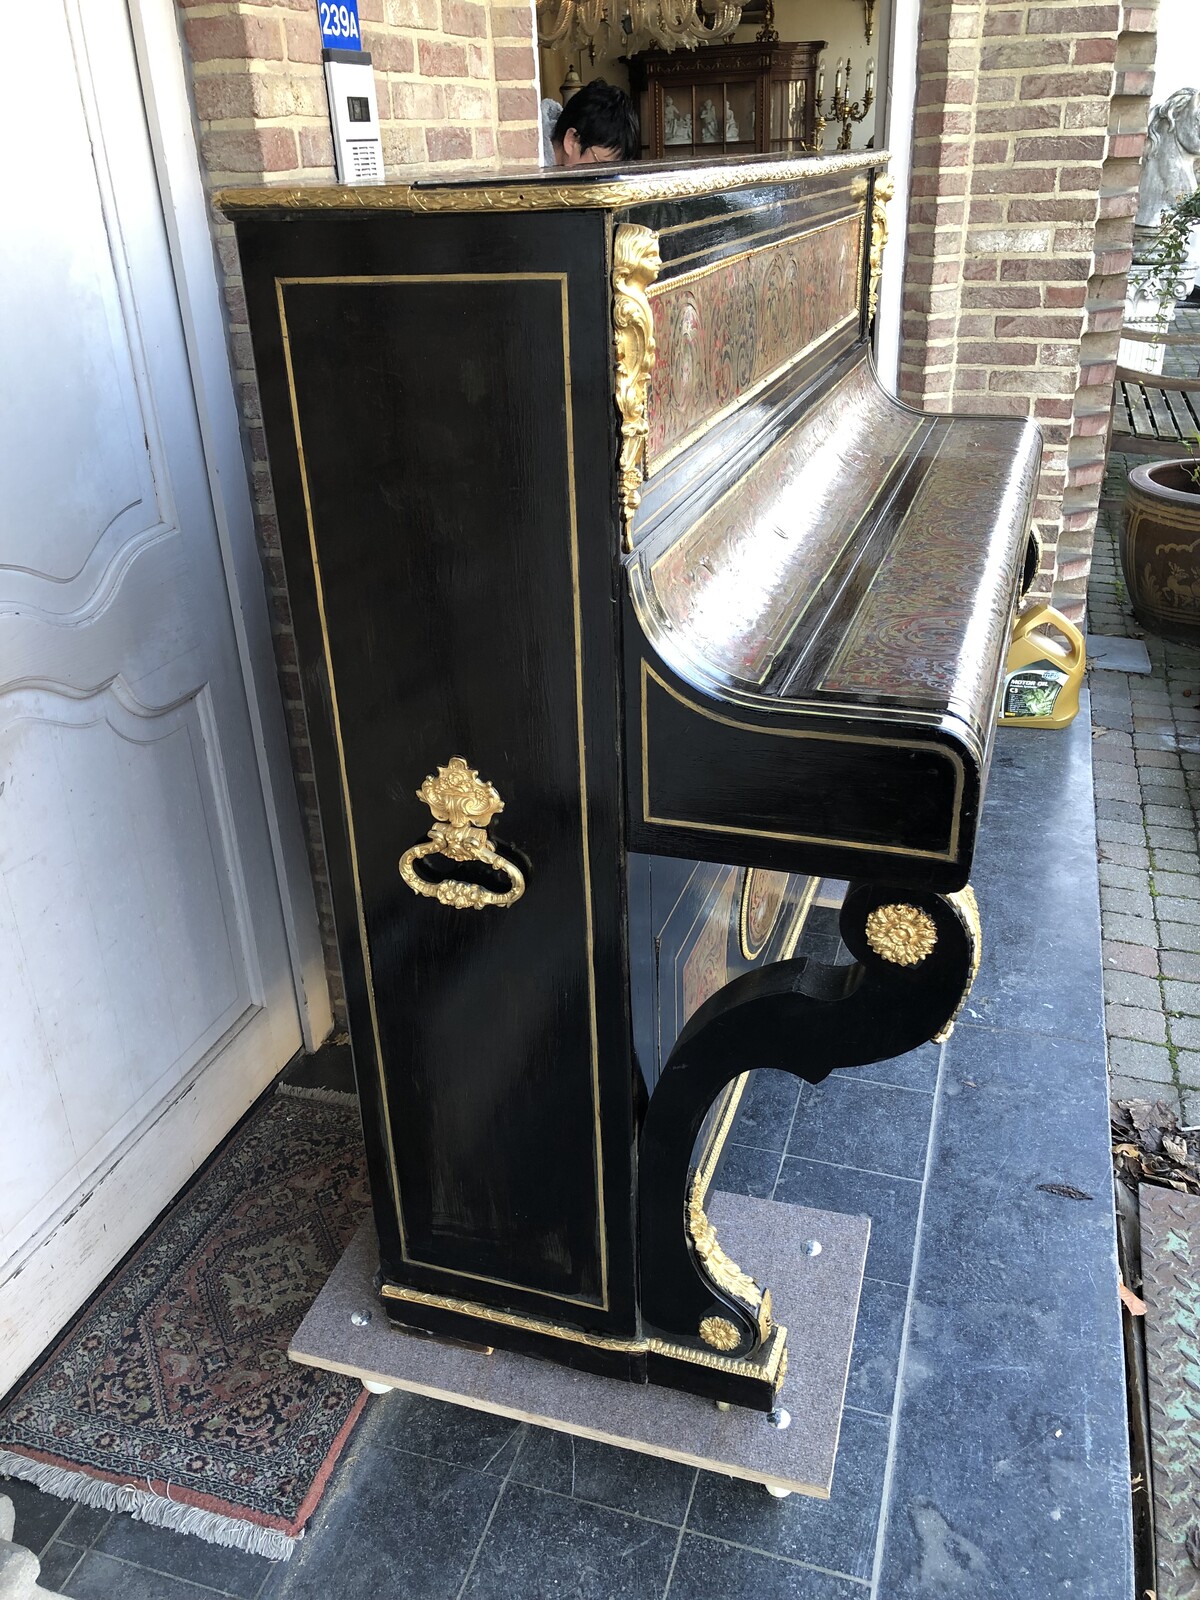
638, 882, 979, 1409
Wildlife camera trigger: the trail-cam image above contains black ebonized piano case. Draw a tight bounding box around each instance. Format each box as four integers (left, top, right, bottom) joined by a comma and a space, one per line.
223, 152, 1041, 1409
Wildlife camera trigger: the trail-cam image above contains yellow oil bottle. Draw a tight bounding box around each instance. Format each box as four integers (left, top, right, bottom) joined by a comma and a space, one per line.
998, 603, 1086, 728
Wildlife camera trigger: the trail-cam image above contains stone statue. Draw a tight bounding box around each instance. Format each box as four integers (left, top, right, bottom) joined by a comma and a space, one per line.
663, 95, 692, 145
1136, 87, 1200, 228
725, 102, 739, 142
700, 99, 719, 143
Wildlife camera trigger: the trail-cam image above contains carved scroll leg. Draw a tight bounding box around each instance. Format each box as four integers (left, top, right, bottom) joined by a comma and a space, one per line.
637, 882, 980, 1406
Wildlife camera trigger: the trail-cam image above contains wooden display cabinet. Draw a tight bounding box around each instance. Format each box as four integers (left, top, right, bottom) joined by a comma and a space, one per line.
628, 41, 825, 161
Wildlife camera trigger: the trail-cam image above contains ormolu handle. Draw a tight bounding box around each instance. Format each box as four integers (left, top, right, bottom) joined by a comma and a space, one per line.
398, 756, 525, 912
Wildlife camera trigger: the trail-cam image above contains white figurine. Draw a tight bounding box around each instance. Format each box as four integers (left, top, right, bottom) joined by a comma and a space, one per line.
664, 95, 693, 145
700, 98, 719, 144
725, 103, 740, 141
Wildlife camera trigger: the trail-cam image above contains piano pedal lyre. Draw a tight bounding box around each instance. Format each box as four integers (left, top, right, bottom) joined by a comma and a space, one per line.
637, 884, 981, 1409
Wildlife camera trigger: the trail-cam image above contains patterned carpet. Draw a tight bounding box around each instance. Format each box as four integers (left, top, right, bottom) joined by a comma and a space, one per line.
0, 1088, 370, 1559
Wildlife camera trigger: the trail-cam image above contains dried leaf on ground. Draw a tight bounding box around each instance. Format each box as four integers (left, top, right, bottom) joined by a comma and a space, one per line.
1119, 1280, 1147, 1316
1111, 1099, 1200, 1196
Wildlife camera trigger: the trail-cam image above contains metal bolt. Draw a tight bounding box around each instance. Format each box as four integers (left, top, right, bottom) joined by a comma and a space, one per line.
803, 1239, 822, 1257
350, 1309, 372, 1327
768, 1407, 791, 1430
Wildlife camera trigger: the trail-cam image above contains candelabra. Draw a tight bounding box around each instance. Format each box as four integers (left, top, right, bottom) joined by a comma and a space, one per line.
814, 56, 874, 153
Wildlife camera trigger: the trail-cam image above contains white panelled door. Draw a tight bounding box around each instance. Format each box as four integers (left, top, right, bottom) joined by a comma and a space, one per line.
0, 0, 302, 1389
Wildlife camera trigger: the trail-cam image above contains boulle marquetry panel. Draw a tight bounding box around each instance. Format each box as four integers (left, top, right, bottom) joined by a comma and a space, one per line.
646, 213, 864, 467
222, 150, 1039, 1412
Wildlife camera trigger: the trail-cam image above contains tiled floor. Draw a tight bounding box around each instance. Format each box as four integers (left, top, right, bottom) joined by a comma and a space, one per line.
3, 704, 1131, 1598
1091, 450, 1200, 1122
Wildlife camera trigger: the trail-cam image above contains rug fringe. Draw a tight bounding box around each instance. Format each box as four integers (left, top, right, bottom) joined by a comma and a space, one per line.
0, 1451, 299, 1562
277, 1083, 357, 1107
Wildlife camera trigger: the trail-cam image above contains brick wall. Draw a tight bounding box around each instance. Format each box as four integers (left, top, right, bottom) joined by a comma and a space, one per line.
899, 0, 1157, 620
179, 0, 540, 1025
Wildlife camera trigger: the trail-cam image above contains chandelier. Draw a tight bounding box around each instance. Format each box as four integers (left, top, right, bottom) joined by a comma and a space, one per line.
537, 0, 743, 56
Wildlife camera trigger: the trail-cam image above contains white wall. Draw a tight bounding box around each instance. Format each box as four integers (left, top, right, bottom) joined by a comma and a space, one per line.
1151, 0, 1200, 106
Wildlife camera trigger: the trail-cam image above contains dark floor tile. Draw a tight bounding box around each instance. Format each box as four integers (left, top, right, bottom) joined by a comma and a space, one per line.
732, 1071, 800, 1154
511, 1428, 696, 1525
64, 1551, 227, 1600
365, 1389, 523, 1474
851, 1041, 941, 1094
59, 1503, 112, 1547
34, 1540, 83, 1591
844, 1278, 907, 1417
93, 1515, 271, 1599
944, 1022, 1106, 1110
0, 1476, 70, 1554
965, 722, 1105, 1047
879, 1044, 1131, 1598
714, 1142, 780, 1200
667, 1535, 866, 1599
687, 1410, 889, 1582
787, 1077, 934, 1181
463, 1482, 678, 1600
261, 1446, 499, 1600
773, 1159, 920, 1287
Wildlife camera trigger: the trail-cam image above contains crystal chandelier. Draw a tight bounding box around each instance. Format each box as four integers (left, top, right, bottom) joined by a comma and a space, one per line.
537, 0, 743, 56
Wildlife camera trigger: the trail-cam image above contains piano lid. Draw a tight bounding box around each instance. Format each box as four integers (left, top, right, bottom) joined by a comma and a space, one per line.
214, 148, 886, 215
629, 355, 1042, 753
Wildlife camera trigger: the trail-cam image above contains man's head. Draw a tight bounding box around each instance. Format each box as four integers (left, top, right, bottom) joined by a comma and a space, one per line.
552, 80, 639, 167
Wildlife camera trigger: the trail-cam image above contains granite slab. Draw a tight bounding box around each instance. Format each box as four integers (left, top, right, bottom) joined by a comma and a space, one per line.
288, 1193, 869, 1498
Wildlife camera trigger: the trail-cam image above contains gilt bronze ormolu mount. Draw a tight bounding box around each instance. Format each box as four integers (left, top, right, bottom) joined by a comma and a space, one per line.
220, 150, 1039, 1413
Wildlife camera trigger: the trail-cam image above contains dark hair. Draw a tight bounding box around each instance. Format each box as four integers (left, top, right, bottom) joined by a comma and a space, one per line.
553, 79, 640, 162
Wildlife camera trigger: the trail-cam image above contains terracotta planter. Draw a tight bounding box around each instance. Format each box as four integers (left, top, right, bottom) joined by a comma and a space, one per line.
1122, 459, 1200, 646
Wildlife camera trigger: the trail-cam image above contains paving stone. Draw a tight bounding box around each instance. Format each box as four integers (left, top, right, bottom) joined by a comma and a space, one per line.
1139, 769, 1190, 792
1154, 872, 1200, 901
1110, 1072, 1177, 1105
1107, 1038, 1175, 1083
1100, 885, 1155, 920
1163, 979, 1200, 1016
1104, 912, 1159, 947
1152, 849, 1199, 875
1136, 750, 1182, 769
1096, 799, 1146, 827
1092, 743, 1136, 767
1176, 1051, 1200, 1091
1097, 821, 1149, 848
1146, 827, 1198, 854
1144, 805, 1196, 828
1179, 1087, 1200, 1127
1095, 776, 1143, 803
1156, 897, 1200, 926
1098, 843, 1151, 872
1158, 921, 1200, 955
1102, 969, 1162, 1009
1169, 1014, 1200, 1051
1105, 1003, 1167, 1044
1161, 949, 1200, 981
1099, 862, 1148, 892
1103, 939, 1159, 978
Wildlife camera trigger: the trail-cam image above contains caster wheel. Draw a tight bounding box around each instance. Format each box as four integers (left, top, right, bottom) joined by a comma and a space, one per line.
362, 1379, 394, 1395
764, 1484, 792, 1499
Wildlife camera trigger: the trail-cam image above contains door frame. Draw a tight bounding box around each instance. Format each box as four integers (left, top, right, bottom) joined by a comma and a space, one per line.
126, 0, 333, 1048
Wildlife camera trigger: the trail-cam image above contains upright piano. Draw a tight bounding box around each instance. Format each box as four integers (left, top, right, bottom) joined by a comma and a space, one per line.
220, 151, 1041, 1411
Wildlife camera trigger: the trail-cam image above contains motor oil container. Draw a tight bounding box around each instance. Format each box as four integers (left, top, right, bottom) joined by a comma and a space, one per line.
998, 603, 1085, 728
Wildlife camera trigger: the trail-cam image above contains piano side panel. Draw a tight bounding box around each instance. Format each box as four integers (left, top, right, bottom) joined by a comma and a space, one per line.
238, 210, 641, 1333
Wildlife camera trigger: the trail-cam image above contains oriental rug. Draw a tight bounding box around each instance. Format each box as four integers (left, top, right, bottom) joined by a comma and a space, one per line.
0, 1086, 370, 1560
